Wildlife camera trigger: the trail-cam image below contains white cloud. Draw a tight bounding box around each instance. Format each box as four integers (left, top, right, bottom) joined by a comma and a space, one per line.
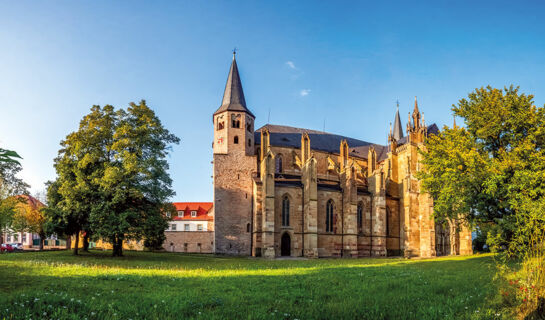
285, 61, 296, 69
300, 89, 311, 97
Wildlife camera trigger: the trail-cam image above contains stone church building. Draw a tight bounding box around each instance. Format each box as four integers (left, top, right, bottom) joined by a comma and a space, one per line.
213, 54, 472, 258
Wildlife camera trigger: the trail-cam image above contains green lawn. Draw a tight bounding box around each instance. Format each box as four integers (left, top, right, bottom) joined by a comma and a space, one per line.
0, 250, 500, 320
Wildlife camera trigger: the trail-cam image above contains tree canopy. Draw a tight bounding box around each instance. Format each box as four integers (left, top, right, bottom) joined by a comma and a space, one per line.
49, 100, 179, 256
418, 85, 545, 256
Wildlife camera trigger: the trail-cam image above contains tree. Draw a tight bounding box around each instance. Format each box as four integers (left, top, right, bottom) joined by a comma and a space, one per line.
52, 101, 178, 256
90, 101, 178, 256
0, 156, 29, 245
43, 180, 76, 251
53, 105, 117, 255
0, 148, 22, 164
11, 195, 46, 250
419, 86, 545, 253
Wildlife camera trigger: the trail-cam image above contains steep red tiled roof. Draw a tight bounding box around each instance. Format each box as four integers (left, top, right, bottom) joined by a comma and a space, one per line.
171, 202, 213, 221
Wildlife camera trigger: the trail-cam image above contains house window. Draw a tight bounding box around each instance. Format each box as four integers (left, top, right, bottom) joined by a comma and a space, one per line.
178, 210, 184, 217
234, 136, 239, 144
171, 224, 176, 231
6, 235, 10, 242
282, 196, 290, 226
197, 224, 203, 231
191, 211, 197, 217
184, 224, 190, 231
275, 154, 283, 173
357, 203, 363, 233
326, 200, 334, 233
166, 212, 171, 218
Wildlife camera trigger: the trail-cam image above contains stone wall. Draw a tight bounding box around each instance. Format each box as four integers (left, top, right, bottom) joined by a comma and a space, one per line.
213, 110, 256, 255
163, 231, 214, 253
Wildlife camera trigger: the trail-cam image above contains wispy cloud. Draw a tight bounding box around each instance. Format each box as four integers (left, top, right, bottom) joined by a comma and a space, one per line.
285, 61, 296, 69
300, 89, 311, 97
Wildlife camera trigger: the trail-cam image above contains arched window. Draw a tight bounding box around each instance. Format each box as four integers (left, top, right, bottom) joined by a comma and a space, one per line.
246, 223, 250, 233
357, 202, 363, 233
248, 139, 252, 147
231, 114, 241, 128
282, 196, 290, 226
234, 136, 239, 144
247, 123, 252, 132
217, 121, 224, 130
275, 154, 283, 173
326, 200, 334, 233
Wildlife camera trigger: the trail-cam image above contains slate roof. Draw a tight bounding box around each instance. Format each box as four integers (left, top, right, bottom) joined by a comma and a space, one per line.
393, 108, 404, 141
213, 54, 255, 118
254, 123, 440, 161
254, 124, 390, 161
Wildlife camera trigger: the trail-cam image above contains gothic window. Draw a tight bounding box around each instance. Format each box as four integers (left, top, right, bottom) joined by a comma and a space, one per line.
282, 196, 290, 226
248, 139, 251, 147
326, 200, 334, 233
357, 202, 363, 233
247, 123, 252, 132
275, 154, 283, 173
234, 136, 239, 144
217, 121, 224, 130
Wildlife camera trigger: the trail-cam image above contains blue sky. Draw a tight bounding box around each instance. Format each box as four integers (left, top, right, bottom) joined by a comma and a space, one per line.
1, 1, 544, 201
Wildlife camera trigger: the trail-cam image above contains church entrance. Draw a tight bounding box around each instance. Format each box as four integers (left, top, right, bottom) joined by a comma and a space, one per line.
281, 233, 291, 256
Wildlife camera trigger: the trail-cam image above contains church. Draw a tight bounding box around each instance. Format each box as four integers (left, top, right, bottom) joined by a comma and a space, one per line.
212, 54, 473, 258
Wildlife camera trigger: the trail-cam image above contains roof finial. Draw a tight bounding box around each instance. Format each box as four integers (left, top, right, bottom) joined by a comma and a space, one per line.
232, 47, 237, 60
396, 99, 399, 111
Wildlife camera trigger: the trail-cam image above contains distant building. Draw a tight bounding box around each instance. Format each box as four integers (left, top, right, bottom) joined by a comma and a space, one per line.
1, 195, 67, 249
163, 202, 214, 253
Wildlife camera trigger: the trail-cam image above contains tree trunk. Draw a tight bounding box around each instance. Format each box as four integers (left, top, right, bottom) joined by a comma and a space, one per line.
82, 233, 90, 252
65, 236, 71, 250
73, 231, 79, 255
112, 235, 123, 257
39, 237, 44, 251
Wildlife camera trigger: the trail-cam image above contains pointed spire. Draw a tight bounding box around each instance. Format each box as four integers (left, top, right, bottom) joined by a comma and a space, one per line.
214, 52, 255, 118
392, 100, 404, 140
414, 96, 419, 114
453, 115, 457, 128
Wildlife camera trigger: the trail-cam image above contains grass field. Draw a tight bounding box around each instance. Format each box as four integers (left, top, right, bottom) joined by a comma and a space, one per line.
0, 251, 501, 320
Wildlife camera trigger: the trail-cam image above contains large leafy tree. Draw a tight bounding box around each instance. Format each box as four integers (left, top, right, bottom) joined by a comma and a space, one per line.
53, 105, 115, 254
0, 156, 29, 245
53, 101, 178, 256
419, 86, 545, 254
91, 101, 178, 256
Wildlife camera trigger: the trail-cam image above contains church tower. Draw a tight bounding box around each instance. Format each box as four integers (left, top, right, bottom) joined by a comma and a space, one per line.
213, 53, 256, 255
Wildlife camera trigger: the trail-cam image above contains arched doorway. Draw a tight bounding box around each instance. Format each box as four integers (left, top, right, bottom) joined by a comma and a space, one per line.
281, 233, 291, 256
